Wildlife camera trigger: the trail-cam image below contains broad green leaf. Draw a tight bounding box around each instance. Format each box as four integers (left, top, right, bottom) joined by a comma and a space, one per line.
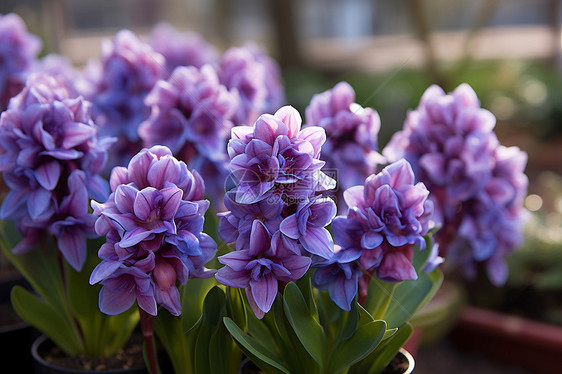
282, 282, 326, 367
338, 298, 359, 342
362, 276, 395, 318
154, 310, 191, 374
224, 317, 290, 374
226, 287, 247, 332
383, 269, 443, 329
328, 320, 386, 374
11, 286, 83, 355
366, 323, 413, 374
194, 287, 226, 374
209, 322, 241, 374
181, 276, 217, 334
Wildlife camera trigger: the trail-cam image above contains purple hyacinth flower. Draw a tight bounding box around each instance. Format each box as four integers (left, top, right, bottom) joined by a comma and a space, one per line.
279, 196, 336, 259
312, 246, 363, 311
219, 44, 285, 125
0, 74, 110, 270
383, 84, 528, 285
331, 159, 434, 283
90, 146, 217, 316
149, 22, 218, 72
0, 13, 41, 110
215, 220, 311, 319
228, 106, 334, 204
139, 64, 239, 160
305, 82, 385, 196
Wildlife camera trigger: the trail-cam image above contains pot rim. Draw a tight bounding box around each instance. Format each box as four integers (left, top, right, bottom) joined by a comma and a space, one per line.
31, 334, 146, 374
399, 347, 415, 374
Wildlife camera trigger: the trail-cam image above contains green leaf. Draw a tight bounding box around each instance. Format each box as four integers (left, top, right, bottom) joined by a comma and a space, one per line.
181, 276, 217, 334
11, 286, 83, 355
328, 320, 386, 374
226, 287, 247, 332
362, 276, 395, 318
209, 322, 241, 374
383, 269, 443, 329
366, 323, 413, 374
224, 317, 290, 374
194, 287, 227, 374
412, 235, 433, 272
154, 311, 191, 374
282, 282, 326, 367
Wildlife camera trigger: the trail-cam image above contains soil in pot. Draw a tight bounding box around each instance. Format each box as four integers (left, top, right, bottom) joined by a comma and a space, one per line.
33, 334, 148, 374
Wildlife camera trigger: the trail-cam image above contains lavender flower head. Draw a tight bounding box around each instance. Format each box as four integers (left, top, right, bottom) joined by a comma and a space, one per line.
316, 160, 434, 310
383, 84, 528, 285
305, 81, 385, 200
139, 64, 239, 160
89, 146, 217, 316
149, 22, 218, 72
87, 30, 165, 167
216, 105, 337, 318
0, 13, 41, 110
0, 74, 111, 270
228, 105, 334, 205
219, 44, 285, 125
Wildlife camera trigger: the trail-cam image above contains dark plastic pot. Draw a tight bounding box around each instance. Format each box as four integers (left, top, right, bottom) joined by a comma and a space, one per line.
31, 335, 149, 374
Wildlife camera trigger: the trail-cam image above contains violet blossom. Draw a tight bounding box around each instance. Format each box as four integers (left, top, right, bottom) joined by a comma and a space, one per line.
0, 13, 41, 111
216, 105, 337, 318
0, 74, 111, 270
305, 82, 384, 196
87, 30, 165, 167
90, 146, 217, 316
219, 44, 285, 125
383, 84, 528, 285
320, 159, 434, 307
149, 22, 218, 73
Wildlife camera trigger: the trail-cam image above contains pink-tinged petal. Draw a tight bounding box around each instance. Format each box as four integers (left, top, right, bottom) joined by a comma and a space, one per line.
155, 286, 182, 316
377, 251, 417, 282
147, 156, 182, 189
35, 161, 61, 191
99, 284, 136, 315
215, 266, 251, 288
308, 199, 337, 227
300, 226, 334, 259
343, 186, 365, 210
128, 150, 156, 188
245, 139, 273, 157
61, 121, 96, 148
279, 214, 299, 239
27, 188, 53, 220
115, 184, 138, 214
120, 227, 152, 247
274, 106, 301, 138
402, 185, 429, 216
245, 287, 265, 319
485, 178, 514, 205
249, 220, 271, 257
361, 230, 383, 250
419, 153, 447, 185
254, 114, 287, 144
385, 159, 415, 188
90, 260, 122, 284
133, 187, 158, 221
159, 187, 183, 220
249, 273, 277, 315
57, 229, 87, 271
110, 167, 129, 192
136, 293, 158, 316
278, 256, 311, 282
153, 260, 177, 290
364, 171, 391, 203
298, 126, 326, 158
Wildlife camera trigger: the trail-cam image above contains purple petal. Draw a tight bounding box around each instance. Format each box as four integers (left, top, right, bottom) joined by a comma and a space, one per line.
133, 187, 158, 221
361, 230, 383, 250
377, 251, 417, 282
254, 114, 287, 144
35, 161, 61, 191
274, 106, 301, 138
155, 286, 182, 316
115, 184, 138, 214
308, 199, 337, 227
245, 286, 265, 319
215, 266, 251, 288
329, 273, 358, 311
250, 273, 277, 314
120, 227, 152, 247
90, 260, 122, 284
300, 226, 334, 259
343, 186, 365, 210
147, 156, 182, 189
279, 214, 299, 239
278, 255, 311, 282
136, 293, 158, 316
159, 187, 183, 221
249, 220, 271, 256
99, 283, 136, 315
57, 229, 87, 271
62, 121, 96, 148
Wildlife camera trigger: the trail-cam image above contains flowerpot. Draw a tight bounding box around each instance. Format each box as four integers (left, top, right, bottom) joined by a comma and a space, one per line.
238, 348, 415, 374
450, 306, 562, 373
31, 335, 149, 374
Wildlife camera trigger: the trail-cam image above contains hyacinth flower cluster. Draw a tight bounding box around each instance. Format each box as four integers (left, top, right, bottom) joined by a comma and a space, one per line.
313, 159, 436, 310
89, 146, 217, 317
384, 84, 528, 285
305, 81, 385, 210
0, 13, 42, 111
216, 106, 338, 318
149, 22, 218, 73
86, 30, 166, 167
0, 73, 111, 270
219, 44, 285, 125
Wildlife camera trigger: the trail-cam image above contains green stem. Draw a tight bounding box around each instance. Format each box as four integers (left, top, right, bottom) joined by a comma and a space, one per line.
139, 306, 159, 374
374, 283, 397, 321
